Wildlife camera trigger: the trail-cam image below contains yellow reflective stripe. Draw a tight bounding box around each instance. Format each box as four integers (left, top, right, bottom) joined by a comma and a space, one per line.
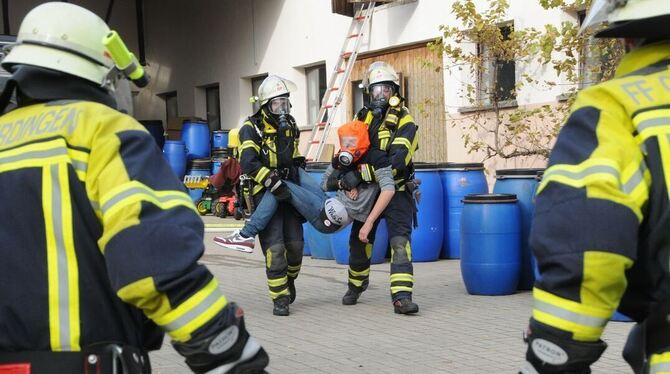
390, 286, 413, 293
659, 135, 670, 201
268, 276, 288, 287
621, 159, 650, 208
407, 133, 419, 165
252, 184, 264, 195
365, 243, 372, 259
154, 278, 227, 342
266, 140, 277, 167
390, 274, 414, 283
100, 181, 195, 220
532, 287, 609, 341
581, 251, 632, 318
650, 352, 670, 374
0, 141, 70, 173
349, 278, 364, 287
239, 140, 260, 153
391, 137, 412, 149
398, 114, 414, 129
364, 110, 374, 125
287, 264, 301, 271
348, 268, 370, 277
44, 163, 80, 351
269, 289, 290, 298
386, 113, 399, 123
254, 167, 270, 184
266, 249, 272, 268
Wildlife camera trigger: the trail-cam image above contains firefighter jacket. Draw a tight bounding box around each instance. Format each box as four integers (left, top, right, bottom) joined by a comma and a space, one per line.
238, 108, 302, 195
0, 99, 229, 352
530, 41, 670, 343
356, 102, 419, 191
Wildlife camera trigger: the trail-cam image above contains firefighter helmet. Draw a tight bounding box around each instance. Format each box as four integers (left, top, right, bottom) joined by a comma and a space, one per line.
2, 2, 114, 85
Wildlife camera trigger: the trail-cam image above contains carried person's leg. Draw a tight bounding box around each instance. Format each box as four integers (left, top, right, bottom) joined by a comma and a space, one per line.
383, 190, 418, 314
285, 180, 327, 225
342, 219, 380, 305
213, 191, 278, 252
283, 205, 305, 305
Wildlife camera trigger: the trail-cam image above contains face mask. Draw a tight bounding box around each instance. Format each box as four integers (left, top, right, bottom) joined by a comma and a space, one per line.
337, 120, 370, 165
369, 83, 394, 110
268, 96, 290, 115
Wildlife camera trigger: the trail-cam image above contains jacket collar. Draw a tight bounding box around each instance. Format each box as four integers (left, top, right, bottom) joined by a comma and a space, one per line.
615, 41, 670, 77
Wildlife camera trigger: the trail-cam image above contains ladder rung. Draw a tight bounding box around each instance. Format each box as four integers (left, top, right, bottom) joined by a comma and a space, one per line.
335, 68, 346, 73
355, 16, 365, 21
341, 52, 352, 59
322, 105, 333, 109
347, 34, 360, 38
316, 122, 327, 127
329, 87, 339, 91
310, 140, 320, 144
306, 158, 314, 162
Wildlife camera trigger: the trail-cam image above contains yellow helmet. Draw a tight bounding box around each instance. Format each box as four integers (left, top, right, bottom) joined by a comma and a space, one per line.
227, 127, 240, 148
581, 0, 670, 38
253, 75, 297, 106
2, 2, 114, 85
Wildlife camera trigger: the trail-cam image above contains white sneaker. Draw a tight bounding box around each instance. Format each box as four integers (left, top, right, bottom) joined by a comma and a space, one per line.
213, 230, 255, 253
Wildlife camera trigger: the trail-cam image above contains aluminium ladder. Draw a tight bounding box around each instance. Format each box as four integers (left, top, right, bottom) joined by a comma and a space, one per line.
304, 1, 376, 162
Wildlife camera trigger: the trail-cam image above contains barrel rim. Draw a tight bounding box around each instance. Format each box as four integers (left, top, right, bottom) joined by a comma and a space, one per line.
495, 168, 545, 177
164, 140, 185, 144
463, 193, 517, 203
438, 162, 485, 170
306, 162, 331, 170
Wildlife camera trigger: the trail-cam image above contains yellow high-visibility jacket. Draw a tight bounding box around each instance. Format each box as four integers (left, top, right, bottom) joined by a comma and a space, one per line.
0, 100, 227, 352
531, 42, 670, 342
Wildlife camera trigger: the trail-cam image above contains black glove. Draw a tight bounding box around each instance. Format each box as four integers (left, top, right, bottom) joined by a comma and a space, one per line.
263, 170, 291, 202
520, 319, 607, 374
293, 156, 306, 170
339, 170, 362, 191
173, 302, 269, 374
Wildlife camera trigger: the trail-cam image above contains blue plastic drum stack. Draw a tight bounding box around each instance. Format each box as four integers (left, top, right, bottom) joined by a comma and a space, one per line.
438, 163, 488, 258
304, 162, 334, 260
460, 193, 521, 295
492, 168, 544, 290
163, 140, 187, 179
211, 130, 229, 151
182, 121, 211, 160
185, 159, 211, 203
411, 163, 444, 262
210, 149, 227, 175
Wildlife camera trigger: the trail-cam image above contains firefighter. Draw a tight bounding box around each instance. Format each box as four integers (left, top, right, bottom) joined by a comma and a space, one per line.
237, 75, 306, 316
0, 3, 268, 373
343, 61, 419, 314
520, 1, 670, 373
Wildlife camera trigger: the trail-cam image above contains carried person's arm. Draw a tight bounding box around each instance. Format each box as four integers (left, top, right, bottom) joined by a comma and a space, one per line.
359, 150, 395, 243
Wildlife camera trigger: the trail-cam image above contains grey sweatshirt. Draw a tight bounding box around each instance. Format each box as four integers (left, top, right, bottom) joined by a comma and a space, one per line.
321, 165, 394, 222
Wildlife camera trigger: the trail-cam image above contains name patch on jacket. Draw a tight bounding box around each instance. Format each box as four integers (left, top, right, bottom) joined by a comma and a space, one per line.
0, 107, 80, 146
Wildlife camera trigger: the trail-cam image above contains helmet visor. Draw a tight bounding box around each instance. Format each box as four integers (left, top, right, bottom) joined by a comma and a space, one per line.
369, 83, 394, 102
268, 96, 291, 115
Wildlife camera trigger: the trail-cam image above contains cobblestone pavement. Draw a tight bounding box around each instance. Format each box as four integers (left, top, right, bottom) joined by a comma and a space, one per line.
150, 218, 633, 373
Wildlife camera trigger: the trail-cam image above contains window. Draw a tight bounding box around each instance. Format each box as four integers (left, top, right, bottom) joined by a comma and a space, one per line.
478, 24, 516, 104
161, 91, 178, 122
306, 64, 327, 125
251, 74, 268, 113
205, 85, 220, 130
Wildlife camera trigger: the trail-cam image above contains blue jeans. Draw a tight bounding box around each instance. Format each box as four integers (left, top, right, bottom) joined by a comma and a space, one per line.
240, 169, 327, 237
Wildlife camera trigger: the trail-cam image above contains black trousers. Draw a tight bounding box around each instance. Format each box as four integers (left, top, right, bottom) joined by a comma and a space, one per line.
254, 192, 304, 301
347, 190, 415, 301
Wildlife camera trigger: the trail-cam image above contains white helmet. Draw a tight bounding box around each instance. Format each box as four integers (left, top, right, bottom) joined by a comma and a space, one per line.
2, 2, 114, 85
254, 75, 297, 106
581, 0, 670, 38
319, 198, 351, 233
362, 61, 399, 91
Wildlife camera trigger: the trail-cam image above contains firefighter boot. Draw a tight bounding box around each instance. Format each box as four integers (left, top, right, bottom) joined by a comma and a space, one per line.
393, 297, 419, 314
273, 296, 290, 316
288, 278, 296, 304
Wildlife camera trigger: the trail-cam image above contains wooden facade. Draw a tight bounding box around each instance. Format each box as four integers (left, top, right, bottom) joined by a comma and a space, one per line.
345, 42, 447, 162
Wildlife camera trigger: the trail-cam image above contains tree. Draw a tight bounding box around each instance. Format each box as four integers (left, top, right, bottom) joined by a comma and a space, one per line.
428, 0, 623, 160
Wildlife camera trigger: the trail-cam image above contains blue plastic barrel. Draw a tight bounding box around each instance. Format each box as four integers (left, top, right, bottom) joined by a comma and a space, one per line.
461, 193, 521, 295
305, 162, 334, 260
493, 168, 544, 290
212, 130, 229, 150
182, 121, 211, 160
411, 163, 444, 262
163, 140, 187, 179
139, 120, 165, 149
185, 159, 211, 203
611, 310, 634, 322
439, 163, 488, 259
331, 218, 389, 265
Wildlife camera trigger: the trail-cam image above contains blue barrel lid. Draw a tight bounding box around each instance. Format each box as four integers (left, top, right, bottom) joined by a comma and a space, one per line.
438, 162, 485, 171
164, 140, 185, 144
212, 129, 230, 134
414, 162, 441, 171
189, 158, 212, 169
495, 168, 545, 179
463, 193, 517, 203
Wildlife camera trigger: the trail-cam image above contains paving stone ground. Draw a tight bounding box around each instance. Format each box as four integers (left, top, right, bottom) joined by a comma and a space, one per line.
149, 217, 633, 373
